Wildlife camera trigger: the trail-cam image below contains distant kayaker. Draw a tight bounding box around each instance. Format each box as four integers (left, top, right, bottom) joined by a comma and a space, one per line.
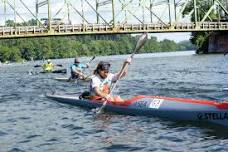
42, 59, 54, 72
89, 58, 131, 103
70, 57, 89, 80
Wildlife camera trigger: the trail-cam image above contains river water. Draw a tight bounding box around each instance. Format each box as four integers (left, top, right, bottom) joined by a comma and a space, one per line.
0, 51, 228, 152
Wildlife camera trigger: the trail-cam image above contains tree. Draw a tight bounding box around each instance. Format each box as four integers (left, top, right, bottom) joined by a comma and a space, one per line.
182, 0, 223, 53
5, 20, 15, 26
160, 39, 178, 51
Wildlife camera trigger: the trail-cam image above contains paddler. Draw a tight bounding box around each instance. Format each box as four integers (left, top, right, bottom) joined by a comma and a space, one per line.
42, 59, 54, 72
89, 58, 131, 103
70, 57, 89, 80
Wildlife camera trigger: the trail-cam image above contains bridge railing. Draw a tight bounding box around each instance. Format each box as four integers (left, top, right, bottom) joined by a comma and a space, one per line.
54, 22, 228, 32
0, 26, 47, 36
0, 22, 228, 38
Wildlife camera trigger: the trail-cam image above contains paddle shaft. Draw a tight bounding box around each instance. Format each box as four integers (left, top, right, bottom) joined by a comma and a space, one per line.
88, 56, 96, 64
96, 33, 148, 114
112, 34, 148, 93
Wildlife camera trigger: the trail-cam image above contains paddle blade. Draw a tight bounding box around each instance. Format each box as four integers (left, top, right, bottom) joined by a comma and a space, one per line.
56, 64, 63, 67
89, 56, 96, 63
132, 33, 148, 57
95, 100, 107, 114
91, 56, 95, 61
34, 64, 41, 67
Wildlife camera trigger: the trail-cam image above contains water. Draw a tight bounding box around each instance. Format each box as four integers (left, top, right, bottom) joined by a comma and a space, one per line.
0, 51, 228, 152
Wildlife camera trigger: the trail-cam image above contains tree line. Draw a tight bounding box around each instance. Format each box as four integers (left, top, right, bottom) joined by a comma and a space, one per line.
0, 34, 195, 63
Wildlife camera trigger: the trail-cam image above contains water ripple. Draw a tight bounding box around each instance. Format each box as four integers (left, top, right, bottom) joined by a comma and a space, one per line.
0, 53, 228, 151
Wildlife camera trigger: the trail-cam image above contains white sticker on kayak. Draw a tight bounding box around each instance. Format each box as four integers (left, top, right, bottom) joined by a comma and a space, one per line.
149, 99, 164, 109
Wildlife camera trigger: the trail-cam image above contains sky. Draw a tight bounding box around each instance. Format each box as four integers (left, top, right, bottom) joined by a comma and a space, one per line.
152, 32, 191, 42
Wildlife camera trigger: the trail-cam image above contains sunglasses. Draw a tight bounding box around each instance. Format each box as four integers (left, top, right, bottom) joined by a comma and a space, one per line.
100, 63, 110, 71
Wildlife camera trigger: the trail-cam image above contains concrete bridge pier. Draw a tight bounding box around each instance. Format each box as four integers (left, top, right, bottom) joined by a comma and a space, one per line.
208, 31, 228, 53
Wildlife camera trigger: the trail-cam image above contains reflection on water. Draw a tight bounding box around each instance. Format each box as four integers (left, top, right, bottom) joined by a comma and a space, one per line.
0, 51, 228, 151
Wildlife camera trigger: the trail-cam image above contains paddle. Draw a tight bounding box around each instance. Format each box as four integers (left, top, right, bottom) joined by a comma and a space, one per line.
88, 56, 96, 64
68, 56, 96, 82
95, 33, 148, 114
28, 57, 37, 75
82, 56, 96, 79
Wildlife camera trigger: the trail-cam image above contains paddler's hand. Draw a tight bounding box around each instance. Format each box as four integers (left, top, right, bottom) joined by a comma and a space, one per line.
86, 63, 90, 68
105, 94, 111, 101
80, 74, 87, 80
125, 57, 132, 64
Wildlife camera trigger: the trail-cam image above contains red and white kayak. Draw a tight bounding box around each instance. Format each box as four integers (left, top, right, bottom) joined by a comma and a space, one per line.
46, 93, 228, 126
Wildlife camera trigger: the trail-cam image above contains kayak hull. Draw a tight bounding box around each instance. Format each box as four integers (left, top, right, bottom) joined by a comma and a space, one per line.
40, 69, 67, 74
223, 88, 228, 91
46, 94, 228, 126
53, 77, 90, 82
53, 77, 72, 82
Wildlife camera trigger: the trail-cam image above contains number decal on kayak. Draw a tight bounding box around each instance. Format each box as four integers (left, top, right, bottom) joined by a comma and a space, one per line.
149, 99, 164, 109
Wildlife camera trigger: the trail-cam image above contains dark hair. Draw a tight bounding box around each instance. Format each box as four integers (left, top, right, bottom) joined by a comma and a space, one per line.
94, 61, 111, 74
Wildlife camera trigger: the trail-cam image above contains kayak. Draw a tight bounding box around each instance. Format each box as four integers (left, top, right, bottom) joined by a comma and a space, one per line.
53, 77, 91, 82
53, 77, 72, 82
46, 93, 228, 127
40, 69, 67, 74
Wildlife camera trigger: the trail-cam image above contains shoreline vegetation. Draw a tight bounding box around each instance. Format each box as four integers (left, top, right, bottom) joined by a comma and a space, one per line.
182, 0, 227, 54
0, 34, 196, 63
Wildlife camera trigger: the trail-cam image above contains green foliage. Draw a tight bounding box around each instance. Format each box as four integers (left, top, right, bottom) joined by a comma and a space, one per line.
5, 19, 37, 27
178, 40, 197, 51
0, 45, 21, 62
5, 20, 15, 26
182, 0, 224, 53
144, 36, 160, 52
26, 19, 37, 26
183, 0, 218, 21
0, 34, 195, 62
159, 39, 178, 52
190, 32, 209, 54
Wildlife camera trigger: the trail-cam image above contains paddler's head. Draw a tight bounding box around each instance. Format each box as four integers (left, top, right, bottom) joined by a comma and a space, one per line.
74, 57, 80, 64
94, 61, 111, 79
47, 59, 51, 63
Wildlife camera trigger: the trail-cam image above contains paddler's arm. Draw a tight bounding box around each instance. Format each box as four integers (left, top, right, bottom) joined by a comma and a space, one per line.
86, 63, 90, 68
83, 63, 90, 71
116, 57, 132, 80
51, 63, 55, 68
41, 64, 46, 70
94, 87, 110, 100
74, 70, 86, 78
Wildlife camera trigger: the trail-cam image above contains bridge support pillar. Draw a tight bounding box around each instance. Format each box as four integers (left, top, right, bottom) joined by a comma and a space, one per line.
208, 31, 228, 53
47, 28, 55, 35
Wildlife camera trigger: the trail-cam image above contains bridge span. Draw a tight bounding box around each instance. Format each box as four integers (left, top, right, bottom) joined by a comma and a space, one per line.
0, 22, 228, 38
0, 0, 228, 38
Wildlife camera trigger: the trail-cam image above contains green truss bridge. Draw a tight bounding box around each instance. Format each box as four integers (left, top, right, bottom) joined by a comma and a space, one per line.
0, 0, 228, 38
